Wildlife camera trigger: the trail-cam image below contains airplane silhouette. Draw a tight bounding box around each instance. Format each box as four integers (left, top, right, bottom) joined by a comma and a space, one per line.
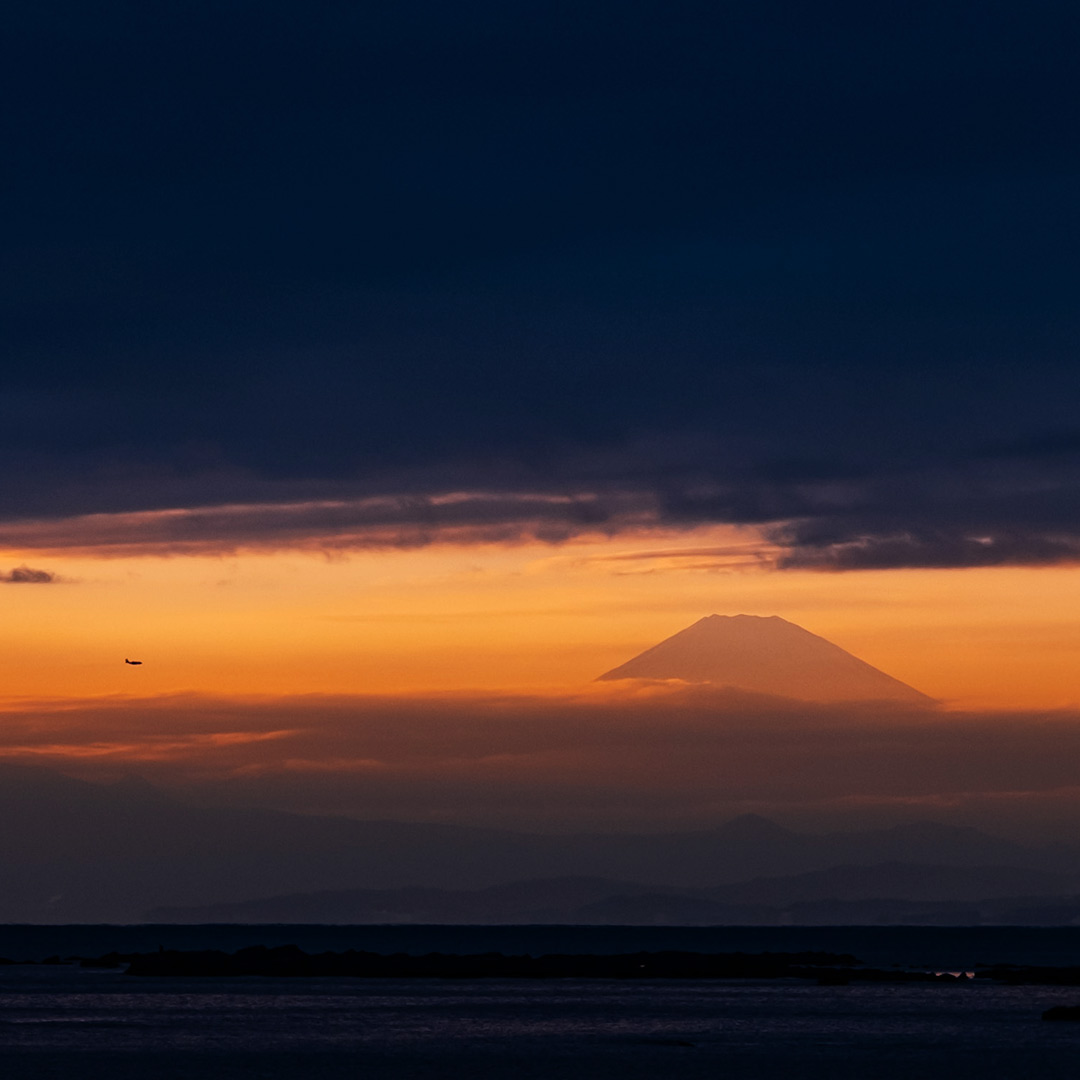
124, 658, 143, 665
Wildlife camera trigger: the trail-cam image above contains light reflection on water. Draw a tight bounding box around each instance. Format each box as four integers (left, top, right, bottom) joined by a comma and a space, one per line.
1, 967, 1080, 1078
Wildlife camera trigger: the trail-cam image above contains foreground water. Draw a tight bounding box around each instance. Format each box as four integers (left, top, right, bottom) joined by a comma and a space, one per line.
2, 965, 1080, 1079
4, 927, 1080, 1078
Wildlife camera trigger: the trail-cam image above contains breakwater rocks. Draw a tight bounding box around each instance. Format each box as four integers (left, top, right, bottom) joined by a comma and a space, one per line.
27, 947, 1080, 987
16, 947, 1067, 983
108, 946, 975, 980
126, 947, 854, 978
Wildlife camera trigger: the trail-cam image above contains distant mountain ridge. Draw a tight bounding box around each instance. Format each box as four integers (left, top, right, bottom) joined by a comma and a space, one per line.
599, 614, 934, 703
0, 764, 1075, 923
146, 861, 1080, 925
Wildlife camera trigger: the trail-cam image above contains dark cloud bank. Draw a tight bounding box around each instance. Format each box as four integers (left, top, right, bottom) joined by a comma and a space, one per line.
4, 2, 1080, 565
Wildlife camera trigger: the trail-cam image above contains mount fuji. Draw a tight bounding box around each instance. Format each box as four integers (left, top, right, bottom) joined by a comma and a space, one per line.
598, 614, 934, 704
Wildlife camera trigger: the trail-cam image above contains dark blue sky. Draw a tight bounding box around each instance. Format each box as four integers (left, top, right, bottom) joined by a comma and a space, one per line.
5, 1, 1080, 566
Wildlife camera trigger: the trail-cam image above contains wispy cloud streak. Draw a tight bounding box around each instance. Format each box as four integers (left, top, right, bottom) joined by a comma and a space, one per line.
4, 446, 1080, 570
0, 492, 659, 557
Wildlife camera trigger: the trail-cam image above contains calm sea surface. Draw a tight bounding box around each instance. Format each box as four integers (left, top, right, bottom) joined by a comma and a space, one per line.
3, 967, 1080, 1079
2, 927, 1080, 1079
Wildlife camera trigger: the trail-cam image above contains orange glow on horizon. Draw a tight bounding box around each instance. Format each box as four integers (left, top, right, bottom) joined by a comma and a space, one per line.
2, 524, 1079, 710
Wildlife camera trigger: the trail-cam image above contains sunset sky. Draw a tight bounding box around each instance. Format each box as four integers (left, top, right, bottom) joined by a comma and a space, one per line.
5, 533, 1080, 709
4, 1, 1080, 833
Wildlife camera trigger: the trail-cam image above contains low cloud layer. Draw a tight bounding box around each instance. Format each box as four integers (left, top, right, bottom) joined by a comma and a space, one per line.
4, 686, 1080, 836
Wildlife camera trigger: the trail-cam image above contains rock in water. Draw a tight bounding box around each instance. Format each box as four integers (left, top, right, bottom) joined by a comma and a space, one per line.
1043, 1006, 1080, 1021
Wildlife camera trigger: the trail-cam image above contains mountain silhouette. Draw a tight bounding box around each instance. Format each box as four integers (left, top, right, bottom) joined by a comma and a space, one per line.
598, 614, 933, 703
4, 764, 1070, 923
144, 862, 1080, 924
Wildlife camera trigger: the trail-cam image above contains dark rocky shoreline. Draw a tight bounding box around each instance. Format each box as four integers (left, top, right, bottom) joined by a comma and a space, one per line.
10, 945, 1080, 992
89, 946, 968, 981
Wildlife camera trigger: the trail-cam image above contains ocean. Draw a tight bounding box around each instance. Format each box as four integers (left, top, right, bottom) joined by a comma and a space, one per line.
2, 926, 1080, 1078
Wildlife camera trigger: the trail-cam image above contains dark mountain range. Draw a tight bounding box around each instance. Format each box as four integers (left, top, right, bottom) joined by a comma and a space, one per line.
810, 822, 1043, 874
1, 763, 1076, 923
146, 863, 1080, 925
145, 877, 662, 924
708, 862, 1076, 906
598, 614, 934, 703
